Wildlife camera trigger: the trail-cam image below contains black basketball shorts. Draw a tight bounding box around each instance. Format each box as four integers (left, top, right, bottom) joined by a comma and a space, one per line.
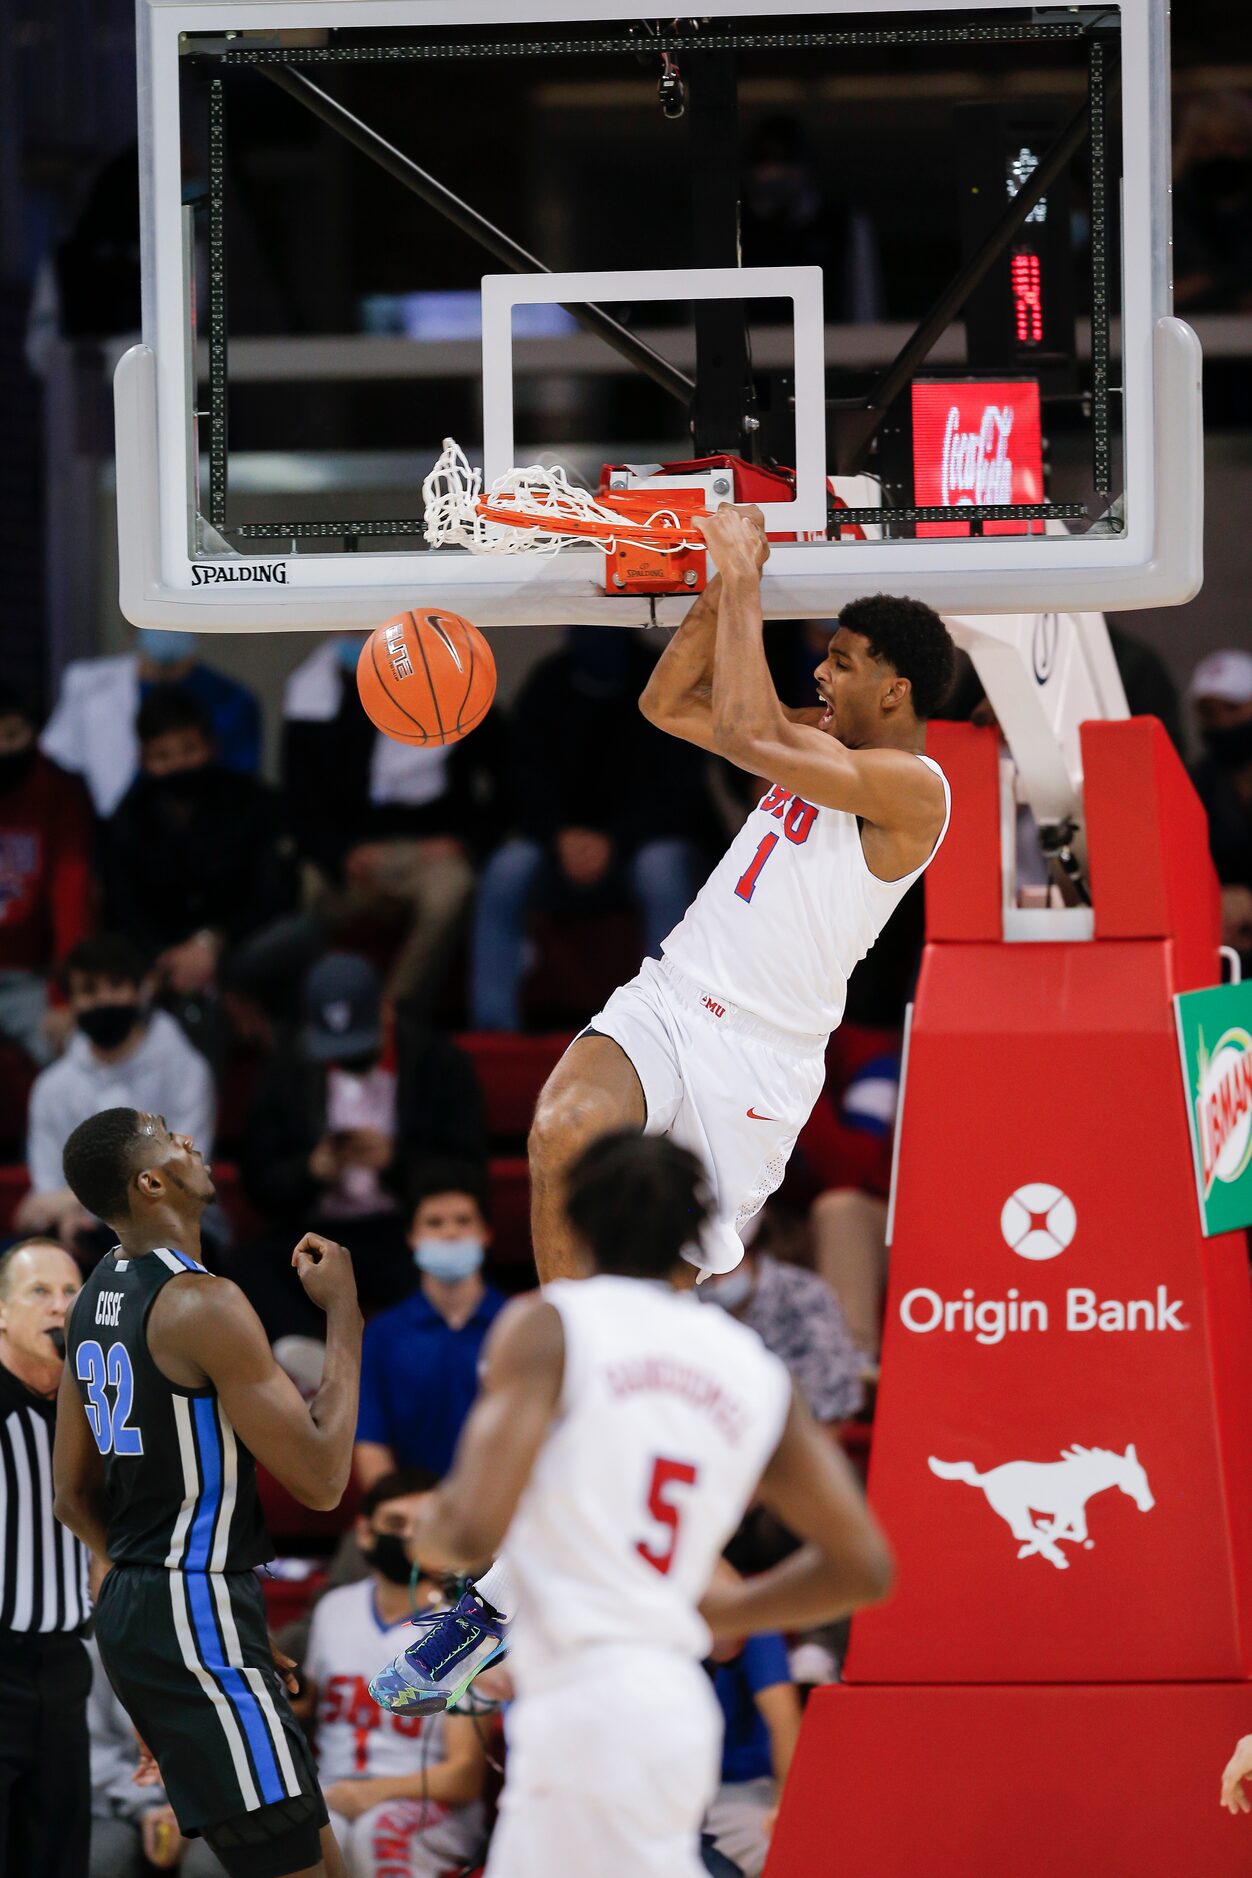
94, 1564, 328, 1878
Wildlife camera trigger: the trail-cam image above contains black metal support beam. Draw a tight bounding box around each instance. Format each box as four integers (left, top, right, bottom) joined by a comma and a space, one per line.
260, 64, 693, 408
838, 51, 1120, 473
207, 77, 228, 529
205, 22, 1090, 67
1088, 37, 1112, 498
686, 46, 752, 457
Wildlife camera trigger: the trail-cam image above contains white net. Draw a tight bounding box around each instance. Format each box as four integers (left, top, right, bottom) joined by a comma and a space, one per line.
422, 438, 704, 556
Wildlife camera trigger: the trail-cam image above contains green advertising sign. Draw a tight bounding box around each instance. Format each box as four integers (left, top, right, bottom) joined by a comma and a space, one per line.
1175, 981, 1252, 1237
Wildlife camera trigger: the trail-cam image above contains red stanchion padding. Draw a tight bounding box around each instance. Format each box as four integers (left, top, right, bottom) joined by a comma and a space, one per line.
774, 719, 1252, 1874
1084, 715, 1223, 984
921, 721, 1002, 942
847, 933, 1252, 1682
766, 1683, 1252, 1877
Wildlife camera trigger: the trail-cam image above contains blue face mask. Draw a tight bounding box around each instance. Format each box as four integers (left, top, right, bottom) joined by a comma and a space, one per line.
697, 1264, 754, 1309
414, 1238, 484, 1283
141, 629, 198, 666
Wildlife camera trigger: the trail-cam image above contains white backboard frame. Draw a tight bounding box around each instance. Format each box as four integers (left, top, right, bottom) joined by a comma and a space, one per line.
482, 267, 827, 534
116, 0, 1202, 630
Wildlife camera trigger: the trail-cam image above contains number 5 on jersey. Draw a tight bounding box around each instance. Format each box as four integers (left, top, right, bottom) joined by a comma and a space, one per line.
635, 1456, 699, 1575
76, 1340, 144, 1456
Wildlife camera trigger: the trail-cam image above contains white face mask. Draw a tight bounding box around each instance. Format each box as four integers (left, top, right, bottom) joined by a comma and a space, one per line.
413, 1237, 484, 1283
697, 1265, 754, 1310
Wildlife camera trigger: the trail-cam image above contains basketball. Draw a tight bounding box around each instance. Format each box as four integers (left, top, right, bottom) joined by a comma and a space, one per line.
356, 609, 496, 745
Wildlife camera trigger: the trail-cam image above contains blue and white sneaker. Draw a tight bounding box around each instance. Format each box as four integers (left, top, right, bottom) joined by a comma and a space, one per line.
369, 1587, 509, 1716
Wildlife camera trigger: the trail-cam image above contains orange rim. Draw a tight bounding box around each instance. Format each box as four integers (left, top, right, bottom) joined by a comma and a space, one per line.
474, 486, 707, 550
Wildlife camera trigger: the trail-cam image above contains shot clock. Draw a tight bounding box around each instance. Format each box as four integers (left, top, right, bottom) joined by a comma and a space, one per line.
960, 103, 1079, 386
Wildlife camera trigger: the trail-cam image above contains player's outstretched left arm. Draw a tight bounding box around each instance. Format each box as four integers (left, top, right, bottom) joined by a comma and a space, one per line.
405, 1293, 564, 1572
701, 1385, 893, 1638
695, 506, 944, 838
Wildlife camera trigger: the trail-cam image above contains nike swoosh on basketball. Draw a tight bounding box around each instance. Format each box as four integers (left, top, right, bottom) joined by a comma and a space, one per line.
746, 1108, 779, 1122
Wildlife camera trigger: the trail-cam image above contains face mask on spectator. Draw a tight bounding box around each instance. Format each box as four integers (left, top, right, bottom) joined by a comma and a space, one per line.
413, 1237, 484, 1283
0, 747, 36, 793
363, 1532, 416, 1586
1202, 718, 1252, 770
151, 766, 213, 801
697, 1265, 754, 1310
141, 629, 199, 665
76, 1002, 142, 1050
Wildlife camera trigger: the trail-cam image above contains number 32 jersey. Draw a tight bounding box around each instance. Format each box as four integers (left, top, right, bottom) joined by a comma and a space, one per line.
505, 1276, 791, 1689
67, 1246, 271, 1572
662, 753, 951, 1037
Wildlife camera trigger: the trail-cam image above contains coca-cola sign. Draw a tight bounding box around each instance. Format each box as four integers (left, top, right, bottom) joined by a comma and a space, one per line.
912, 379, 1044, 538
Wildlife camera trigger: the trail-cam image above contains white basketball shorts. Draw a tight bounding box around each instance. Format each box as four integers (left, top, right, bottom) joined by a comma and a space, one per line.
584, 953, 828, 1275
485, 1648, 721, 1878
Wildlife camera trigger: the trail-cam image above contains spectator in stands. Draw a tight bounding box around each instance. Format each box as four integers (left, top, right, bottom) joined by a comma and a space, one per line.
301, 1468, 488, 1876
355, 1161, 505, 1488
1173, 90, 1252, 313
239, 956, 485, 1327
705, 1620, 803, 1878
14, 935, 214, 1249
1188, 650, 1252, 967
698, 1219, 865, 1425
741, 116, 882, 322
281, 634, 505, 1016
41, 631, 262, 817
102, 686, 297, 1041
0, 683, 94, 1066
470, 627, 719, 1031
800, 1052, 899, 1367
86, 1633, 186, 1876
810, 1188, 891, 1369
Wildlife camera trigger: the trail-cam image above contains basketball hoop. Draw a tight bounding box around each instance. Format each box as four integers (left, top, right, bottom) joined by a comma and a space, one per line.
422, 438, 708, 557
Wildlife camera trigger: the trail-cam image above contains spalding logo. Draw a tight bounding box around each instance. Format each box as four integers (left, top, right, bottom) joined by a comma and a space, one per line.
190, 562, 289, 584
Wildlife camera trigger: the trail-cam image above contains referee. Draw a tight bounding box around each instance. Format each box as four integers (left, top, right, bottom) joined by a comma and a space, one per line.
0, 1237, 93, 1875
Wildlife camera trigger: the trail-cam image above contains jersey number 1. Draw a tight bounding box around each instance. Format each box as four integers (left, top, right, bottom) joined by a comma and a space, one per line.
635, 1457, 699, 1576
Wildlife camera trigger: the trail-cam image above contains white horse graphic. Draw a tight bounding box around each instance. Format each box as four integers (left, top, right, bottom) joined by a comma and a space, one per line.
928, 1444, 1154, 1570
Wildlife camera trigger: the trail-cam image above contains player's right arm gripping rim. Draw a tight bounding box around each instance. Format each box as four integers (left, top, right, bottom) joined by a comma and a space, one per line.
702, 1384, 895, 1638
152, 1232, 363, 1511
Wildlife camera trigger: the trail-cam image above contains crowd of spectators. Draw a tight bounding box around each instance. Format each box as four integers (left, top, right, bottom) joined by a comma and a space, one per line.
3, 609, 1247, 1876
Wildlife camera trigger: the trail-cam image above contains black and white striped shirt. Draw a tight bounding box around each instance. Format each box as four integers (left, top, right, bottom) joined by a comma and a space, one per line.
0, 1358, 90, 1636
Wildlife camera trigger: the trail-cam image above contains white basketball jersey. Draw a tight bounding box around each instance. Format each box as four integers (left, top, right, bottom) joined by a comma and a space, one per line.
306, 1579, 455, 1784
505, 1276, 791, 1690
663, 753, 951, 1037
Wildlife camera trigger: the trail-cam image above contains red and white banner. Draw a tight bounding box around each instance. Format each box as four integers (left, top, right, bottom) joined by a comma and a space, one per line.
912, 379, 1044, 537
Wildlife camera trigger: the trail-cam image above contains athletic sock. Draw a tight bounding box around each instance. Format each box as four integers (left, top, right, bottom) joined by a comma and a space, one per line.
473, 1557, 516, 1622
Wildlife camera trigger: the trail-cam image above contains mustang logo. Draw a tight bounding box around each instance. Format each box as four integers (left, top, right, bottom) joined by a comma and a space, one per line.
928, 1444, 1154, 1570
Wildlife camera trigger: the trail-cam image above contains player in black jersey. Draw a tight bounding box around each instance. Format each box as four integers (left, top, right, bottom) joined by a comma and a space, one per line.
52, 1107, 362, 1878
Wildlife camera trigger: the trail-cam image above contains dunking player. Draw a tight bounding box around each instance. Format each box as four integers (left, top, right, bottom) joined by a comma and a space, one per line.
52, 1109, 363, 1878
374, 505, 953, 1710
378, 1133, 891, 1876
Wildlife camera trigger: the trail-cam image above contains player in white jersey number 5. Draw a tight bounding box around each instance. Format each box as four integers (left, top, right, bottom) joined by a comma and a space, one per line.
529, 503, 955, 1284
373, 1133, 892, 1878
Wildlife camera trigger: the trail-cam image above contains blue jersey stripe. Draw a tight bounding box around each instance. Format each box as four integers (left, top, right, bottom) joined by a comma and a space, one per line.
167, 1248, 202, 1271
186, 1399, 222, 1572
185, 1573, 285, 1806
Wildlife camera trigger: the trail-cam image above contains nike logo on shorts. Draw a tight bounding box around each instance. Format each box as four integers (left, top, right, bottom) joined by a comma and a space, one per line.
746, 1108, 779, 1122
